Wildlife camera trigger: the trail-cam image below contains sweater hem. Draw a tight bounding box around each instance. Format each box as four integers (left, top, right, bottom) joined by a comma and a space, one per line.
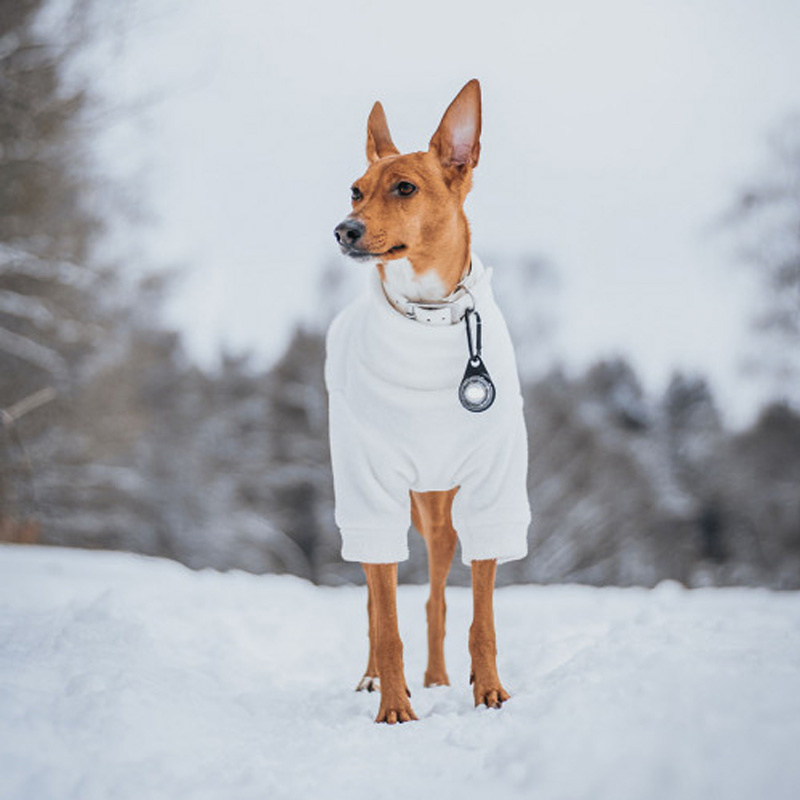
456, 519, 530, 566
340, 527, 410, 564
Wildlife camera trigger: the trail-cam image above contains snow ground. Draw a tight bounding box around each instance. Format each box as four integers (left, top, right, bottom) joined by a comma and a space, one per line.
1, 545, 799, 800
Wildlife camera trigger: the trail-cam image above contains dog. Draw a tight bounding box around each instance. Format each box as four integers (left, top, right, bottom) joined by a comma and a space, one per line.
327, 79, 530, 723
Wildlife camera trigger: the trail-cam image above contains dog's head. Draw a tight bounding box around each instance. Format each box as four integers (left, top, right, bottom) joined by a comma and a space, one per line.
334, 80, 482, 295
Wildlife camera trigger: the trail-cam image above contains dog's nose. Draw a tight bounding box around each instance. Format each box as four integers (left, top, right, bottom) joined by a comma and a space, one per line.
334, 218, 365, 247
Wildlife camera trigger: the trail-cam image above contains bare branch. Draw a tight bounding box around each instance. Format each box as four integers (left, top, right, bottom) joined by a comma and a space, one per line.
0, 325, 67, 378
1, 386, 56, 425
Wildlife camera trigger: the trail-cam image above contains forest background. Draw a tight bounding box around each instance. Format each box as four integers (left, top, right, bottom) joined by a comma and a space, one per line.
1, 0, 798, 589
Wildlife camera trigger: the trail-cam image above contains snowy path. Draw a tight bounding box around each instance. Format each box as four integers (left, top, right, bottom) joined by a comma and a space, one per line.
1, 545, 799, 800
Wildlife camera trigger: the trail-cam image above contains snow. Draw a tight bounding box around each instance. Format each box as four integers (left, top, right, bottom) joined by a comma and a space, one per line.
2, 544, 799, 800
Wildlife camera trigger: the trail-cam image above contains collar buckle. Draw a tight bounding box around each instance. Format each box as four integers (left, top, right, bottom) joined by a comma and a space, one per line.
392, 288, 474, 326
408, 303, 457, 325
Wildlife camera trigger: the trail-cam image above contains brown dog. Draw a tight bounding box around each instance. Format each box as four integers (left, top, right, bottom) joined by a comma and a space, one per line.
328, 80, 530, 723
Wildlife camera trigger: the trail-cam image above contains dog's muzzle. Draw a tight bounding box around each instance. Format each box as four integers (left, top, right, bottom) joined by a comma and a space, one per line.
334, 218, 366, 253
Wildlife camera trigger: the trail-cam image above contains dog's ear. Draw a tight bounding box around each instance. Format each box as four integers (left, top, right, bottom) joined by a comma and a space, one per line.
367, 102, 400, 164
429, 79, 482, 169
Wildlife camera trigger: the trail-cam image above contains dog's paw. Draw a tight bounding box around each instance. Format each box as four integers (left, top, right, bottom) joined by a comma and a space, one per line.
375, 695, 418, 724
470, 670, 510, 709
474, 687, 510, 709
356, 674, 380, 693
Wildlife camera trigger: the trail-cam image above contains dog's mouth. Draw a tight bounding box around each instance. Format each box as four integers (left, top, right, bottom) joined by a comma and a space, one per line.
340, 243, 407, 261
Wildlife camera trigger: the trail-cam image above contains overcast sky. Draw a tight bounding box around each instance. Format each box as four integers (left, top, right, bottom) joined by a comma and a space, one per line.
84, 0, 800, 426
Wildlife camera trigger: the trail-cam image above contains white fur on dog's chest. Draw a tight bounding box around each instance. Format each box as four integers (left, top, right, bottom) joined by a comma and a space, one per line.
381, 258, 447, 302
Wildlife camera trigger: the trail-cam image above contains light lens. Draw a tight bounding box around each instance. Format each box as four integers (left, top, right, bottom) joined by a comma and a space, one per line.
464, 381, 488, 404
459, 374, 495, 412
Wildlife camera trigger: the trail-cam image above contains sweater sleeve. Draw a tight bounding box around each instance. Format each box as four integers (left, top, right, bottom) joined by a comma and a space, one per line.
451, 410, 531, 565
327, 391, 412, 563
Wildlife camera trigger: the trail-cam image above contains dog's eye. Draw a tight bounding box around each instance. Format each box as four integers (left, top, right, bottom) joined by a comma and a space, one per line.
395, 181, 417, 197
351, 186, 363, 202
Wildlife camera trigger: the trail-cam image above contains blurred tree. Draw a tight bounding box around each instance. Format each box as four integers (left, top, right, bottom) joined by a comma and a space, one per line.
0, 0, 126, 542
518, 360, 698, 588
261, 326, 344, 583
721, 403, 800, 588
729, 115, 800, 405
662, 373, 726, 564
0, 0, 110, 398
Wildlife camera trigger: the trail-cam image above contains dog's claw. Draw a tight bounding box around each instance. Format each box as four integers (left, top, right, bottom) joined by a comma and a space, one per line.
376, 704, 418, 724
356, 675, 380, 693
474, 686, 510, 708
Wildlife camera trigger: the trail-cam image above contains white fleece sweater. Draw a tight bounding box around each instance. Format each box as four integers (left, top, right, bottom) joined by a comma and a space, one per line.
325, 255, 531, 565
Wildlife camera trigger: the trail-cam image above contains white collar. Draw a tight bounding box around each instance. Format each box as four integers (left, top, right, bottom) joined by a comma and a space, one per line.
380, 257, 484, 326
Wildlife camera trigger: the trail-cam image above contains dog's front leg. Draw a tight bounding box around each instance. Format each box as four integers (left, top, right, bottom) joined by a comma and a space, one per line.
356, 573, 380, 693
469, 559, 510, 708
363, 563, 417, 723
